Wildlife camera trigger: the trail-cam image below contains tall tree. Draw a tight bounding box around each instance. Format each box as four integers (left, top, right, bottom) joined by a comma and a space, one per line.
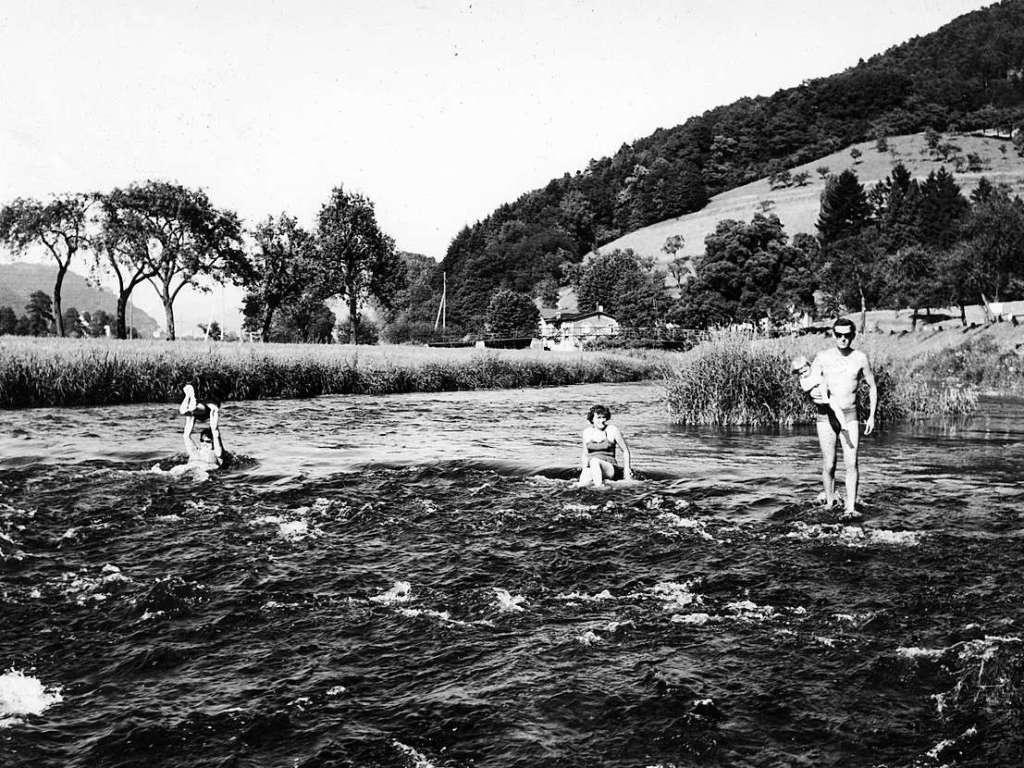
0, 194, 92, 337
316, 186, 406, 344
103, 181, 245, 340
817, 170, 870, 245
917, 167, 968, 249
672, 215, 818, 328
575, 248, 668, 328
0, 306, 18, 335
959, 189, 1024, 312
239, 213, 316, 340
485, 290, 540, 338
23, 290, 53, 336
94, 188, 160, 339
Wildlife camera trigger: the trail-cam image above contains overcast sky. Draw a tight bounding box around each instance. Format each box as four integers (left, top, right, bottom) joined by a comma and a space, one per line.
0, 0, 995, 334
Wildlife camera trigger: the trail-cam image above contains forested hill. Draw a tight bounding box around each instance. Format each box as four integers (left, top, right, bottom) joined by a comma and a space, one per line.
433, 0, 1024, 329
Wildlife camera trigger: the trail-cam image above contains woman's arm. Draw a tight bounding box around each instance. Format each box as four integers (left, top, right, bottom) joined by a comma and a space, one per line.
610, 425, 633, 479
209, 405, 225, 460
179, 384, 196, 415
182, 415, 198, 459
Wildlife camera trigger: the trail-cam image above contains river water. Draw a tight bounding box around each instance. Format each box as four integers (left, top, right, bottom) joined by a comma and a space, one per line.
1, 382, 1023, 767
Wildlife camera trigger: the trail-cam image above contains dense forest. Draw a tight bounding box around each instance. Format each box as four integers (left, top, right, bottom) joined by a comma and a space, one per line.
427, 0, 1024, 329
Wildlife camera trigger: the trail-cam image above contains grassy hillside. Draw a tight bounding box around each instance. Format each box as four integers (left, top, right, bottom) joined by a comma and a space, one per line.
597, 131, 1024, 279
0, 262, 159, 335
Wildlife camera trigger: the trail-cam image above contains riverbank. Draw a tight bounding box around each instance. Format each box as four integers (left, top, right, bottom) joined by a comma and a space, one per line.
0, 337, 661, 409
664, 324, 1022, 426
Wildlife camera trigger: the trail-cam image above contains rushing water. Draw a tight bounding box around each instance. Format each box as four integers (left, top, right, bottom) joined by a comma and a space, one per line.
2, 382, 1023, 768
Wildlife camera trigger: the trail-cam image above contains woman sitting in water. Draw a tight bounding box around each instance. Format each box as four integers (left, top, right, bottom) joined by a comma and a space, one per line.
578, 404, 633, 487
179, 384, 227, 469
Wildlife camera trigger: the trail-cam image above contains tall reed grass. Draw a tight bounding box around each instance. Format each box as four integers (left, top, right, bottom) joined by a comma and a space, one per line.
0, 338, 659, 409
664, 333, 980, 426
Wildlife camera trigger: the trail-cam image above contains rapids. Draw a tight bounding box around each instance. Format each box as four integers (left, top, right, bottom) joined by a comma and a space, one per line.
2, 383, 1023, 767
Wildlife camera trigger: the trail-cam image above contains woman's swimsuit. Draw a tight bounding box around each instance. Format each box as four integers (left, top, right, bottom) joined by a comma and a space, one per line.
586, 436, 617, 464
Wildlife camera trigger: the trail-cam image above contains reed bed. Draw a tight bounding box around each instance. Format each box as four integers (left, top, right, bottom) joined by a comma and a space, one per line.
0, 338, 660, 409
664, 332, 982, 426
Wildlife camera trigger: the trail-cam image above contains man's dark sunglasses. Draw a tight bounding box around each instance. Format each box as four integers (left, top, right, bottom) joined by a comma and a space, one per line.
833, 331, 855, 339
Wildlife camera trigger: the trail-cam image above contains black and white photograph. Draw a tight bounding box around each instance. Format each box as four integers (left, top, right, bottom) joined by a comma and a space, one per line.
2, 1, 1023, 765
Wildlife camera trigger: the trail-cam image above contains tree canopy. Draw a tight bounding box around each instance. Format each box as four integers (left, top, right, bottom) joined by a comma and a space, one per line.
316, 186, 405, 344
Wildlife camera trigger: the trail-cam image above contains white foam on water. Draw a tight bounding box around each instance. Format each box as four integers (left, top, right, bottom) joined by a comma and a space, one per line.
0, 670, 63, 727
395, 607, 493, 628
326, 685, 347, 697
927, 726, 977, 760
652, 581, 704, 611
154, 514, 182, 523
251, 515, 315, 542
577, 630, 602, 646
60, 564, 131, 605
493, 588, 526, 612
555, 589, 618, 602
392, 740, 439, 768
670, 612, 713, 625
724, 599, 777, 622
278, 520, 311, 541
786, 522, 922, 547
370, 581, 413, 605
814, 636, 837, 648
656, 512, 716, 541
897, 646, 944, 659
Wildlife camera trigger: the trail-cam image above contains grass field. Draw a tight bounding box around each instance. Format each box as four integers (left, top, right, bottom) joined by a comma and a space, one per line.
0, 337, 661, 409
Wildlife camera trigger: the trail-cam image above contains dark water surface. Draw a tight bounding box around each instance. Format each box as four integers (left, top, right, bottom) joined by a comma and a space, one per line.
2, 383, 1023, 767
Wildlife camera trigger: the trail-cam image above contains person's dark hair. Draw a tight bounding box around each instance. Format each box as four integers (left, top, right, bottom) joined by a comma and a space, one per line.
198, 428, 214, 444
587, 405, 612, 423
833, 317, 855, 335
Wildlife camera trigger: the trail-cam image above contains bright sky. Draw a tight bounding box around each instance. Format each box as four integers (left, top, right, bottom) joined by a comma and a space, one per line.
0, 0, 995, 335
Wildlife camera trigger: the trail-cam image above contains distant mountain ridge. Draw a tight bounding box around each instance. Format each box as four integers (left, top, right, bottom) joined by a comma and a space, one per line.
434, 0, 1024, 326
0, 263, 160, 335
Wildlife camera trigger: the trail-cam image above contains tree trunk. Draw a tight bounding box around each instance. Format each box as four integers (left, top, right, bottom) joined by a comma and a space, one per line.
859, 287, 867, 334
958, 303, 967, 327
348, 295, 359, 345
261, 306, 276, 341
911, 307, 918, 331
53, 266, 68, 337
115, 292, 128, 339
163, 293, 176, 340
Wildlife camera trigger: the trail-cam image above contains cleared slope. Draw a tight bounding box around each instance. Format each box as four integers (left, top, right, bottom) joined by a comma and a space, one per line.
594, 131, 1024, 276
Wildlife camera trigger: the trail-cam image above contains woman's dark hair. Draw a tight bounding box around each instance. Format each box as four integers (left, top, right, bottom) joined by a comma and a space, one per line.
198, 428, 214, 444
587, 405, 612, 423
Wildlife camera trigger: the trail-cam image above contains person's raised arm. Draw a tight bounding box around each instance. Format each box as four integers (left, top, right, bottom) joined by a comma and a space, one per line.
179, 384, 196, 416
610, 425, 633, 480
862, 355, 878, 434
183, 415, 198, 459
209, 405, 224, 460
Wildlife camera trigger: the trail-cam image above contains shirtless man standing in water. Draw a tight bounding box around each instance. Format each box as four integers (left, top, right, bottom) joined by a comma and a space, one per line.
810, 318, 877, 516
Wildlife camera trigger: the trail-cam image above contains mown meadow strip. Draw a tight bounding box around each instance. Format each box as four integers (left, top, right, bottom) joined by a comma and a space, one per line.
0, 338, 660, 409
662, 331, 998, 427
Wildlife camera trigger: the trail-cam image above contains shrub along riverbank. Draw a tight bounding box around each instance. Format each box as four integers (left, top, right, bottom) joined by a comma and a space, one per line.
664, 324, 1022, 426
0, 338, 659, 409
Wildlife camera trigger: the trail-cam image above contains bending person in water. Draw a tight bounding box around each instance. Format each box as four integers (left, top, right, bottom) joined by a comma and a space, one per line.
578, 405, 633, 487
179, 385, 227, 469
808, 318, 877, 516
